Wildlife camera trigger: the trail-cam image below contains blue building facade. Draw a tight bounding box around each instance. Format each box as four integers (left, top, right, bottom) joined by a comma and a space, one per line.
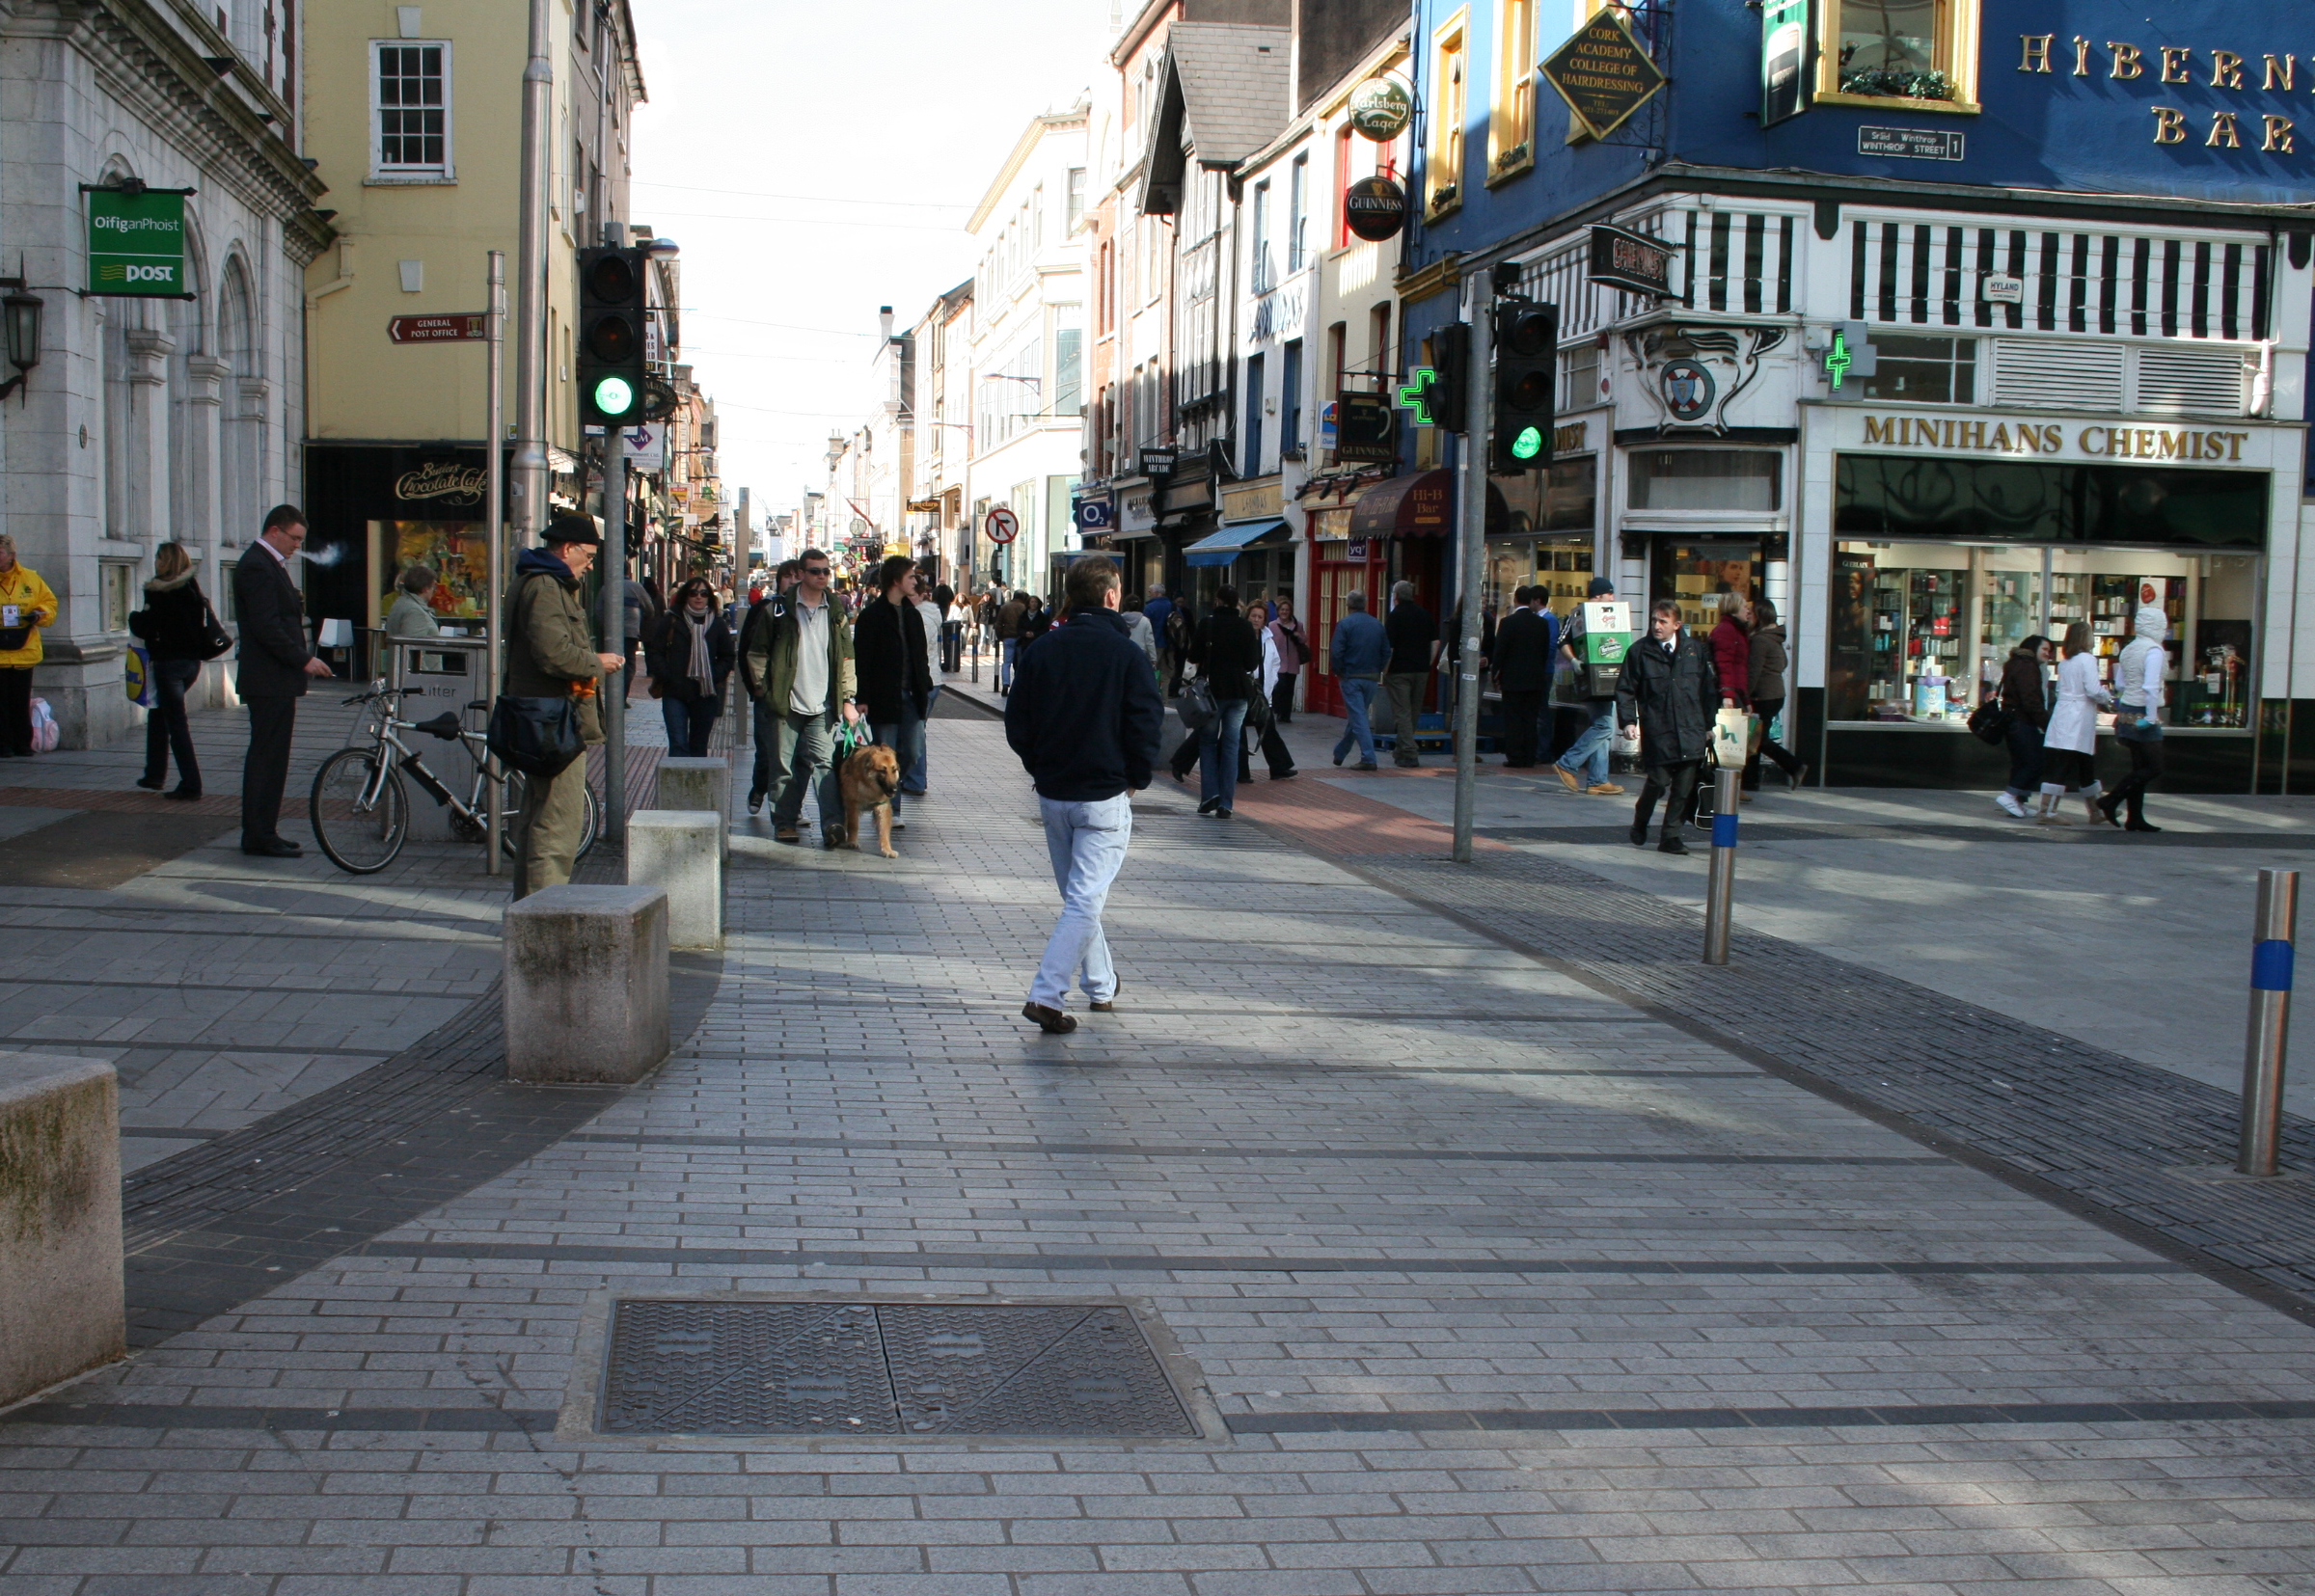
1391, 0, 2315, 790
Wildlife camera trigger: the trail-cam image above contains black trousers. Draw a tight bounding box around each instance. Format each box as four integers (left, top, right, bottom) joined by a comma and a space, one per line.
144, 657, 203, 790
1740, 696, 1804, 789
1270, 673, 1296, 723
2107, 733, 2164, 822
240, 694, 298, 845
1172, 719, 1294, 782
0, 665, 31, 755
1499, 688, 1543, 766
1633, 759, 1702, 842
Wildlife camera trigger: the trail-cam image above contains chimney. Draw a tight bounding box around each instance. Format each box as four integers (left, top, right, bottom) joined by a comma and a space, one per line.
879, 305, 894, 341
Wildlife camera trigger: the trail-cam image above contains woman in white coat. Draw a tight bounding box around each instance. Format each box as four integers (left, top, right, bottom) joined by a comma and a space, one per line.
2035, 620, 2110, 824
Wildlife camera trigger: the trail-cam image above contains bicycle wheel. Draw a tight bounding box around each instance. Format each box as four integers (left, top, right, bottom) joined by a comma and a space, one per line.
310, 748, 409, 874
500, 770, 604, 861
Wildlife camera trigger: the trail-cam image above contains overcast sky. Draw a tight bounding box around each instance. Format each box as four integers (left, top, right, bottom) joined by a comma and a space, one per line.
628, 0, 1112, 529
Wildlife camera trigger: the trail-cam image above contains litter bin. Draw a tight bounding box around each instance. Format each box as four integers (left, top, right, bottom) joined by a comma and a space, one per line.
390, 635, 487, 842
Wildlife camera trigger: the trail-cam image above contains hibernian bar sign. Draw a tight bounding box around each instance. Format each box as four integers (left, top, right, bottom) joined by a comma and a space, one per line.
86, 187, 191, 298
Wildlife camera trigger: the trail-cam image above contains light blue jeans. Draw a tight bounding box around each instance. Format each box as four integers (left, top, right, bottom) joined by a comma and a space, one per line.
1198, 697, 1249, 810
1555, 703, 1616, 786
1334, 676, 1380, 767
999, 638, 1019, 691
1030, 792, 1132, 1009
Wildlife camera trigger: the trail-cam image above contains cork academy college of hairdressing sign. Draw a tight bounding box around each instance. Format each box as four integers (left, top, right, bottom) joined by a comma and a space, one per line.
1541, 9, 1666, 143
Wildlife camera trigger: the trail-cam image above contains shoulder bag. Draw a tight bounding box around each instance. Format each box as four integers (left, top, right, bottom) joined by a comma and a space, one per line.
196, 599, 233, 661
1177, 676, 1215, 733
486, 575, 585, 778
1966, 696, 2015, 745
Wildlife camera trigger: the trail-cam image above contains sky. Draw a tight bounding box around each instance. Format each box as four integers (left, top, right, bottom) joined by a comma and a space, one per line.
627, 0, 1113, 532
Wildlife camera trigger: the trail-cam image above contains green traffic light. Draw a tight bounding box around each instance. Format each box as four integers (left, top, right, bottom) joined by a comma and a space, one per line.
593, 374, 636, 417
1511, 425, 1543, 461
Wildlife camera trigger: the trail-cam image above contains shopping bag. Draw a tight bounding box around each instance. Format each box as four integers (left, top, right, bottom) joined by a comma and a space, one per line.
1710, 706, 1749, 769
124, 645, 154, 707
1745, 712, 1763, 757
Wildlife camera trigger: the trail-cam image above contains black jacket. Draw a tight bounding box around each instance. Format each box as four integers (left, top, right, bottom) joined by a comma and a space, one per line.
232, 542, 313, 698
853, 593, 932, 725
1385, 600, 1436, 676
1615, 630, 1720, 767
646, 609, 736, 704
1005, 607, 1166, 801
1190, 606, 1262, 701
2000, 647, 2051, 730
131, 573, 212, 661
735, 593, 787, 698
1489, 608, 1557, 692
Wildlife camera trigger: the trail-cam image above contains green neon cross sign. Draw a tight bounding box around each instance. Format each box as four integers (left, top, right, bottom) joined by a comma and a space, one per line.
1823, 331, 1853, 390
1395, 366, 1441, 425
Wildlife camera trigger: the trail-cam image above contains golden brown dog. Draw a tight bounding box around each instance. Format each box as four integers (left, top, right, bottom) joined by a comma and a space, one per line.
837, 742, 902, 858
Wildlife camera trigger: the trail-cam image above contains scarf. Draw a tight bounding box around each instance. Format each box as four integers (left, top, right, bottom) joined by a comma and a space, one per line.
683, 609, 715, 697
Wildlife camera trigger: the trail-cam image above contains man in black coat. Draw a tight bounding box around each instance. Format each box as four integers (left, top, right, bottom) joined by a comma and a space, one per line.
1004, 555, 1165, 1034
1616, 599, 1719, 856
232, 504, 333, 856
1383, 582, 1438, 767
1188, 585, 1262, 817
1488, 586, 1558, 768
853, 555, 932, 829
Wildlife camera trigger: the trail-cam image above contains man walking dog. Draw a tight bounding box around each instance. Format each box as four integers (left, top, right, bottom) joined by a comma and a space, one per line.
1003, 555, 1165, 1035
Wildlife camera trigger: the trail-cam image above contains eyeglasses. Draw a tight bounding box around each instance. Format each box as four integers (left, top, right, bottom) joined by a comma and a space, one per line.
803, 566, 831, 577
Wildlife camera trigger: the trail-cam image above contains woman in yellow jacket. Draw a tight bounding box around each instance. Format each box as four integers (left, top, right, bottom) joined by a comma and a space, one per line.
0, 533, 59, 757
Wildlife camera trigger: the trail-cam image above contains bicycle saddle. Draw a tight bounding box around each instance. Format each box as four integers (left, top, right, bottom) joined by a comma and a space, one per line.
413, 711, 465, 742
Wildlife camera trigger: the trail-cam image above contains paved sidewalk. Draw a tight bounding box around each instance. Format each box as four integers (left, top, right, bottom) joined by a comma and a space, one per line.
8, 707, 2315, 1594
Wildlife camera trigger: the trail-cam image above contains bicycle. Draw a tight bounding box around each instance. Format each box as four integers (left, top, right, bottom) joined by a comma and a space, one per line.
309, 682, 601, 875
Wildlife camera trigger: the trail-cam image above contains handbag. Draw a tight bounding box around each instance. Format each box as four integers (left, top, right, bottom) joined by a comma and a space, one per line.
1242, 680, 1275, 736
487, 693, 585, 778
1177, 677, 1215, 733
196, 601, 232, 661
1966, 696, 2015, 745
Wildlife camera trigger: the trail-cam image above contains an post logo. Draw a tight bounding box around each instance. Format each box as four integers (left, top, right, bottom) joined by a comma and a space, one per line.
97, 263, 175, 284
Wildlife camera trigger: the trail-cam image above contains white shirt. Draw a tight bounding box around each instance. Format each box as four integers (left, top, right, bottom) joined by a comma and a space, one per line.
789, 595, 832, 717
257, 536, 292, 566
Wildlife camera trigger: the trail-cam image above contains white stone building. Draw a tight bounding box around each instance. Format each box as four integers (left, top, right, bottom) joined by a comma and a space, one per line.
0, 0, 327, 746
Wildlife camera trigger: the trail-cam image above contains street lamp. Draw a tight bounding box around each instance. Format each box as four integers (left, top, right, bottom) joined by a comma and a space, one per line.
0, 281, 43, 401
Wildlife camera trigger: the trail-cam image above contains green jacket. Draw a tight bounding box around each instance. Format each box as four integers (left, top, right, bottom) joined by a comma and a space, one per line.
504, 558, 605, 744
744, 593, 856, 717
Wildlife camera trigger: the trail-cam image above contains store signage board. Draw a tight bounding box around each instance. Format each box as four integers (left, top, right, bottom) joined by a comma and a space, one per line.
85, 187, 191, 298
1344, 176, 1408, 241
1335, 391, 1398, 463
1394, 366, 1445, 426
984, 506, 1019, 544
1074, 498, 1113, 529
621, 422, 666, 471
1138, 447, 1178, 477
1859, 125, 1965, 160
388, 313, 486, 343
1347, 72, 1415, 141
1587, 224, 1674, 297
1540, 10, 1666, 142
1759, 0, 1813, 127
1980, 274, 2025, 304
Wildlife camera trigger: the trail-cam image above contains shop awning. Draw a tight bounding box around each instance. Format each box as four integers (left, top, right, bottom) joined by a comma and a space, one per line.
1347, 470, 1510, 539
1183, 517, 1291, 567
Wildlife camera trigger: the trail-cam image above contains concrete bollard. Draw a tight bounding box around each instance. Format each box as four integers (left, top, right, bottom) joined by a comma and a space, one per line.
503, 885, 670, 1084
656, 755, 731, 862
0, 1053, 125, 1406
627, 809, 722, 949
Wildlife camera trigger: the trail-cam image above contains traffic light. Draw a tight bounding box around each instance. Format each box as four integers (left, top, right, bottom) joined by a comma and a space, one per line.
1429, 320, 1470, 434
577, 245, 648, 425
1489, 299, 1558, 474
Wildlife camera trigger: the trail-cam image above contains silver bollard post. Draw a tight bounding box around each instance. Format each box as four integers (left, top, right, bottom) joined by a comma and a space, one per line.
1702, 766, 1739, 965
2238, 867, 2298, 1177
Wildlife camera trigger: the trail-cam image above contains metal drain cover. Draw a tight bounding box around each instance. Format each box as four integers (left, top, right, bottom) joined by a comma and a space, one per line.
599, 1298, 1198, 1437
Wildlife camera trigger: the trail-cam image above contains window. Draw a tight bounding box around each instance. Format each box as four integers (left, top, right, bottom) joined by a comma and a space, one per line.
1055, 326, 1083, 417
1243, 351, 1266, 474
1251, 180, 1273, 293
1429, 13, 1468, 214
1066, 168, 1086, 231
1561, 338, 1599, 410
1281, 339, 1303, 454
1327, 321, 1348, 399
1855, 334, 1976, 403
1287, 154, 1309, 273
1491, 0, 1535, 177
1628, 449, 1783, 511
101, 562, 135, 633
372, 40, 451, 176
1371, 303, 1393, 376
1822, 0, 1980, 106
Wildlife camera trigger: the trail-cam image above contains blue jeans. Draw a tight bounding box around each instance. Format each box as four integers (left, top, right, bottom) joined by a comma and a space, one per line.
1334, 676, 1380, 767
904, 686, 937, 793
1198, 697, 1249, 810
999, 638, 1019, 691
661, 692, 718, 757
1555, 703, 1616, 786
1031, 792, 1132, 1008
870, 701, 925, 813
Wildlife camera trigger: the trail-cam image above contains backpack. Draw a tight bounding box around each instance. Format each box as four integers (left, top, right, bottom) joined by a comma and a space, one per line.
28, 696, 59, 752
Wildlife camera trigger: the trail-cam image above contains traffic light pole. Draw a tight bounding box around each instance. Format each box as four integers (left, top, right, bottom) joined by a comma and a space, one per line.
483, 249, 506, 878
603, 423, 627, 847
510, 0, 553, 544
1451, 301, 1491, 866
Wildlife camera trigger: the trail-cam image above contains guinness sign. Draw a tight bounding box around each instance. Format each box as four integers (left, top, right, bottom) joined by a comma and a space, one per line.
1587, 224, 1675, 296
1344, 176, 1408, 242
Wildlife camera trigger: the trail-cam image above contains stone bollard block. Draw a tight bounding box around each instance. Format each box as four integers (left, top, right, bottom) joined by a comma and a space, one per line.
657, 756, 731, 862
626, 809, 722, 949
0, 1053, 125, 1407
504, 885, 670, 1084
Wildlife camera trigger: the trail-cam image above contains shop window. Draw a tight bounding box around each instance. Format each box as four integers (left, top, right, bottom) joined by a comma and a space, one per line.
100, 561, 135, 633
1820, 0, 1979, 109
371, 40, 452, 178
1428, 12, 1468, 218
1560, 339, 1599, 410
1856, 334, 1975, 404
1490, 0, 1535, 180
1655, 541, 1766, 638
1628, 449, 1781, 512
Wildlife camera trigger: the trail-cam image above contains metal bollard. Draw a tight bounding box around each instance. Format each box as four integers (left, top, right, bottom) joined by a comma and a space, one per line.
1702, 766, 1739, 965
2239, 867, 2299, 1177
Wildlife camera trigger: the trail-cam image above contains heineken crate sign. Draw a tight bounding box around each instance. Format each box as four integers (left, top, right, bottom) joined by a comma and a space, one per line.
87, 188, 190, 297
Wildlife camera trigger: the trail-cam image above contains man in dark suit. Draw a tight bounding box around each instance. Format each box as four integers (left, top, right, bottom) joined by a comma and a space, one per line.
1617, 599, 1719, 857
1488, 586, 1558, 768
234, 503, 332, 856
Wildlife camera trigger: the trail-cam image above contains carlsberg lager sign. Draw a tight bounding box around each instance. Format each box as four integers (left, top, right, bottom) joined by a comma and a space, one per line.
87, 189, 187, 296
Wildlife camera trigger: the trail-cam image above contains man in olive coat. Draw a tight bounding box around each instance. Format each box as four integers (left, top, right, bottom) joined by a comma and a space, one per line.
506, 515, 624, 896
1616, 600, 1719, 856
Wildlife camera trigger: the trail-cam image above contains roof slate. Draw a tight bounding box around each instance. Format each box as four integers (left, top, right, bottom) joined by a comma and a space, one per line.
1167, 22, 1292, 165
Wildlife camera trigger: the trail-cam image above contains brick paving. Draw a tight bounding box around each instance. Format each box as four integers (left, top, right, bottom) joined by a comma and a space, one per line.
7, 710, 2315, 1592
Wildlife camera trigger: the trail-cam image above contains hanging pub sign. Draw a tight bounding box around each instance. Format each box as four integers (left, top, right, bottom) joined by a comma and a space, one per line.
1347, 72, 1415, 142
1540, 8, 1666, 142
1759, 0, 1813, 128
84, 185, 193, 298
1344, 176, 1409, 242
1588, 224, 1675, 297
1333, 392, 1397, 463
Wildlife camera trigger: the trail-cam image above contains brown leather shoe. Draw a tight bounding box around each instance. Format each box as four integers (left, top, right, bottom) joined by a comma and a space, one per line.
1021, 1001, 1076, 1034
1585, 782, 1625, 797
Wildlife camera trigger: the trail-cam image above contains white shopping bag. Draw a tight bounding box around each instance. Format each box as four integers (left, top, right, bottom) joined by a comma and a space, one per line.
1709, 706, 1749, 769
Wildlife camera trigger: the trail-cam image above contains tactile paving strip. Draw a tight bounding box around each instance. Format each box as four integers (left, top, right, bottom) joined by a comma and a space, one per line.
598, 1298, 1197, 1437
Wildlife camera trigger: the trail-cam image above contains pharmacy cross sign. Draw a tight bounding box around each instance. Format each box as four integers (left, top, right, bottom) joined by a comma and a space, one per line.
1395, 366, 1444, 426
1823, 330, 1855, 390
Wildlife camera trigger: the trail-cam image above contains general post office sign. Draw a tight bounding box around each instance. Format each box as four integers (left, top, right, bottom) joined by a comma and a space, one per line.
86, 187, 188, 298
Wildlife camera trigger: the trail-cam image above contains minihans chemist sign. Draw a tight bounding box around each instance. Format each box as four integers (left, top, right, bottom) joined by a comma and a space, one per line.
86, 187, 191, 298
1540, 9, 1667, 142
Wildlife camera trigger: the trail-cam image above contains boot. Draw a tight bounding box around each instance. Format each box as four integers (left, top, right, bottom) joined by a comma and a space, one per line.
2035, 787, 2071, 825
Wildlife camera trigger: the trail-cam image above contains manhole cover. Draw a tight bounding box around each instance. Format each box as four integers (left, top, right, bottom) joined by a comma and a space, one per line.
598, 1298, 1198, 1437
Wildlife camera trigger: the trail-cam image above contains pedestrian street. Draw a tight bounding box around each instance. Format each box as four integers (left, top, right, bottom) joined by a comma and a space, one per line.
7, 705, 2315, 1596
